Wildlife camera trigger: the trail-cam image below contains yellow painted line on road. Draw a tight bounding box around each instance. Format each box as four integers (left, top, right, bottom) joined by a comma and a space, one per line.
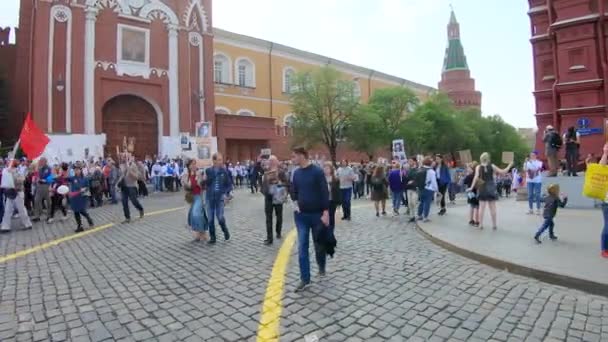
0, 206, 186, 264
256, 229, 297, 342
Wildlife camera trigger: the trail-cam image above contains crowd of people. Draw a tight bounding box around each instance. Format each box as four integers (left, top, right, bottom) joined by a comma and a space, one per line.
2, 137, 607, 293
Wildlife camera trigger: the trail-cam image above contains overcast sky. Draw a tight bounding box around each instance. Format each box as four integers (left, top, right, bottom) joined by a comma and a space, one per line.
0, 0, 535, 128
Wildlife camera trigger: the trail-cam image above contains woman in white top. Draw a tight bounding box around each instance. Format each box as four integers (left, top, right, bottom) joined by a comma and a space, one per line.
467, 152, 512, 230
524, 151, 543, 215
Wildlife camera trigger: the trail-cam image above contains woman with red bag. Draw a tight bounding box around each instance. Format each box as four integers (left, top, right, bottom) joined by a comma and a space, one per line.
68, 163, 94, 233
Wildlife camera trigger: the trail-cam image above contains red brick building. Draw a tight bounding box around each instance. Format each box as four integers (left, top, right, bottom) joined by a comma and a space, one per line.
528, 0, 608, 158
438, 10, 482, 109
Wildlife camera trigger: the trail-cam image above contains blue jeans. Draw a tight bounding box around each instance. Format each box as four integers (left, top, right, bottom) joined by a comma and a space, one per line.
535, 217, 555, 238
294, 211, 326, 283
153, 176, 162, 192
527, 182, 542, 210
417, 189, 434, 219
602, 203, 608, 252
391, 190, 403, 212
340, 188, 352, 219
207, 195, 228, 240
188, 194, 208, 232
109, 183, 117, 204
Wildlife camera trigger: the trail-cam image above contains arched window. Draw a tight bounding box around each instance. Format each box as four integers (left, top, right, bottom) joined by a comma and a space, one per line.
213, 53, 231, 84
353, 79, 362, 99
235, 57, 255, 87
215, 106, 232, 115
283, 67, 296, 93
237, 109, 255, 116
284, 114, 296, 128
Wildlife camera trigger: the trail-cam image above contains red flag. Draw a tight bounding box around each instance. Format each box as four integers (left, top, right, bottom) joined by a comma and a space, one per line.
19, 113, 50, 159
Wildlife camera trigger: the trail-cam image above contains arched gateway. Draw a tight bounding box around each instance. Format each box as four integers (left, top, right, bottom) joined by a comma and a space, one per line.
102, 95, 159, 159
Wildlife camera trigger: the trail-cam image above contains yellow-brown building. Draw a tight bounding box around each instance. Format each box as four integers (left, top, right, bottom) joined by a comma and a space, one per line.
212, 28, 434, 162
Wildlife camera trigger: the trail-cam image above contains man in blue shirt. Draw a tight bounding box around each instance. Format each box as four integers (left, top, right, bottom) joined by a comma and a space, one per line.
290, 147, 330, 292
205, 153, 233, 244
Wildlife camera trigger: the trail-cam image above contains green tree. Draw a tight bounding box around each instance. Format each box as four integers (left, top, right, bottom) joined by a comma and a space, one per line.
289, 66, 359, 164
345, 107, 384, 160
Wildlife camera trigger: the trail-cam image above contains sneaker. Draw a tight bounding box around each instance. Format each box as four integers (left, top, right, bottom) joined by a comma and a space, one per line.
46, 218, 54, 224
423, 218, 431, 223
534, 236, 541, 244
382, 211, 387, 216
224, 231, 231, 241
294, 281, 310, 293
438, 209, 446, 216
75, 227, 84, 233
276, 233, 282, 239
22, 226, 32, 230
263, 239, 273, 245
121, 219, 131, 224
61, 215, 69, 222
602, 251, 608, 258
32, 217, 41, 222
139, 210, 144, 219
468, 220, 475, 226
0, 228, 11, 234
408, 217, 416, 223
208, 239, 217, 245
88, 220, 94, 228
527, 210, 533, 215
319, 270, 326, 277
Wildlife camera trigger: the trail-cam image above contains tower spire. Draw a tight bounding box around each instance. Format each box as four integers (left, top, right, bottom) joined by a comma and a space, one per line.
438, 7, 482, 109
443, 7, 468, 71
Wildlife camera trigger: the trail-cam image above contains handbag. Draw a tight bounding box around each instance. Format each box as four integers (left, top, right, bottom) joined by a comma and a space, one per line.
583, 163, 608, 200
185, 191, 195, 204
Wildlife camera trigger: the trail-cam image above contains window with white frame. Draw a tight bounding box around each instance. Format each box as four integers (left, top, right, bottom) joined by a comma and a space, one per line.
213, 54, 230, 84
284, 114, 296, 128
283, 67, 295, 93
215, 107, 232, 115
237, 109, 255, 116
353, 79, 362, 99
236, 58, 254, 87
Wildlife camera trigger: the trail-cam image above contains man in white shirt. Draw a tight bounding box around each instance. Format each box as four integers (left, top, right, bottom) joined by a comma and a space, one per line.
336, 160, 356, 221
160, 162, 168, 192
524, 151, 543, 215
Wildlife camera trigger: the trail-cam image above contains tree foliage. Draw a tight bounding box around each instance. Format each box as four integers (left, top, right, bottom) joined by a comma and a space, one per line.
346, 89, 529, 166
288, 66, 360, 163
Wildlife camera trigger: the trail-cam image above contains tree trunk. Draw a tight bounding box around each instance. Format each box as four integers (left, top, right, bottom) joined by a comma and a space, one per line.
329, 145, 337, 166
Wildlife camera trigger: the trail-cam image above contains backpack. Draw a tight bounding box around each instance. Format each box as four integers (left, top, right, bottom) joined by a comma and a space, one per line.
415, 168, 429, 191
550, 132, 563, 149
90, 172, 102, 189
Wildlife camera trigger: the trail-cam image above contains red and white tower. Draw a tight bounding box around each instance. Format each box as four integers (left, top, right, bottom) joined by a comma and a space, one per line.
438, 9, 482, 109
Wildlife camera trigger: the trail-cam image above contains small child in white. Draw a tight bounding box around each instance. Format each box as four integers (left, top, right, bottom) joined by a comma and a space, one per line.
534, 184, 568, 244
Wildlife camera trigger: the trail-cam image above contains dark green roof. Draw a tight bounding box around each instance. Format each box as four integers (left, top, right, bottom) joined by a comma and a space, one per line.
450, 10, 457, 24
443, 38, 468, 71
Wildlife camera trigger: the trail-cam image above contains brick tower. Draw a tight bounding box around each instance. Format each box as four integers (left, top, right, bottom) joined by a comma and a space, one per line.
438, 9, 482, 109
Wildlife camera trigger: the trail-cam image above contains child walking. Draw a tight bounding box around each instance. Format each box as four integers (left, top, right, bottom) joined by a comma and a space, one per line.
534, 184, 567, 244
69, 164, 94, 233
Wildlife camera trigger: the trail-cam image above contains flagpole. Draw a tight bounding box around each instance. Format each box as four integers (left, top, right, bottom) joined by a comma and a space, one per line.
10, 139, 21, 159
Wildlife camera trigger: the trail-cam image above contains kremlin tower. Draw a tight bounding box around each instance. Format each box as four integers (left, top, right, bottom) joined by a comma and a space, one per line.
438, 9, 482, 109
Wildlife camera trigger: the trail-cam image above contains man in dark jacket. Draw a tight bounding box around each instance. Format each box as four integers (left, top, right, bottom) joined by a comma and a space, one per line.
290, 147, 330, 293
205, 153, 233, 244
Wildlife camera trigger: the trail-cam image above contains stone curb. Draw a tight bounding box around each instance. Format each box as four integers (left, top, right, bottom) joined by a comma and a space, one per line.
415, 222, 608, 297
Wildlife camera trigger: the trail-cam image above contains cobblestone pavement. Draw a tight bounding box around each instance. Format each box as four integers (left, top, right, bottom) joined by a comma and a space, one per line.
280, 201, 608, 342
1, 192, 607, 342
